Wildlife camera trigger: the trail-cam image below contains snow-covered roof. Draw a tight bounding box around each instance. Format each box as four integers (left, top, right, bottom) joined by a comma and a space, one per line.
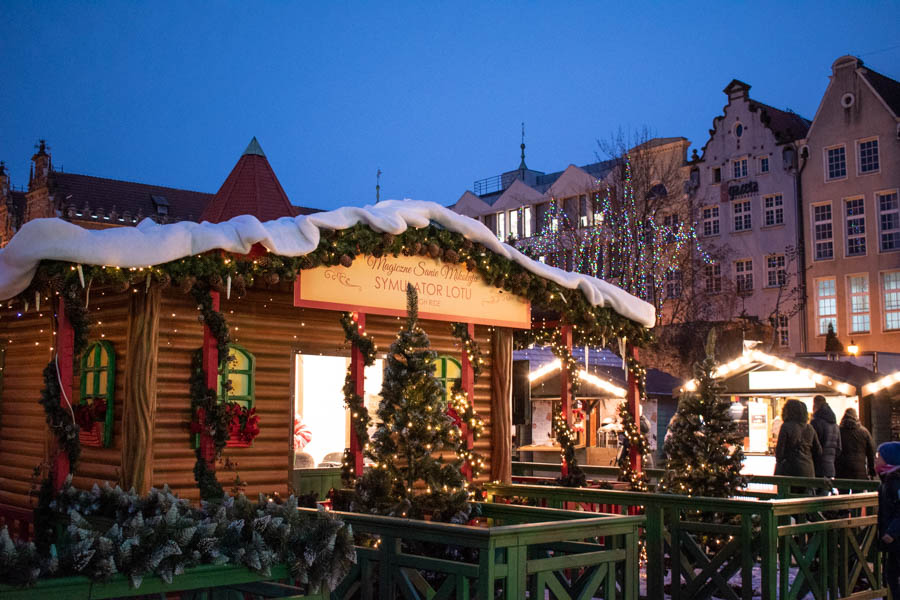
0, 200, 655, 327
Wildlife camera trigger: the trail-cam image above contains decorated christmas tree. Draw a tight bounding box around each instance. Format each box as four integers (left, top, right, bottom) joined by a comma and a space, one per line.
352, 284, 470, 522
661, 331, 745, 497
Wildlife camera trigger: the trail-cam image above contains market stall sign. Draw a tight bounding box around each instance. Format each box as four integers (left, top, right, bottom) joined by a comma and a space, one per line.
748, 370, 816, 390
294, 255, 531, 328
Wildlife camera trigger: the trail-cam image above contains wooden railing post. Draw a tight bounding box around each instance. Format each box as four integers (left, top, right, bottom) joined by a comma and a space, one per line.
200, 290, 220, 468
759, 504, 778, 600
350, 313, 366, 478
459, 322, 475, 481
559, 325, 573, 477
53, 295, 74, 491
645, 502, 665, 599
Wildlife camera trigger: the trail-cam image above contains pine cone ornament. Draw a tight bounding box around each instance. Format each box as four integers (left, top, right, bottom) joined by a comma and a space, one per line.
265, 272, 280, 285
257, 256, 272, 268
232, 275, 247, 297
340, 254, 353, 268
382, 232, 395, 246
209, 274, 224, 293
465, 258, 476, 271
427, 243, 441, 259
462, 239, 474, 251
47, 273, 65, 292
179, 276, 197, 294
413, 242, 423, 255
158, 272, 172, 289
443, 249, 459, 264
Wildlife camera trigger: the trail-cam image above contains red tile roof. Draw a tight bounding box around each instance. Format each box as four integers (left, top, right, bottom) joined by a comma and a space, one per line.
200, 139, 298, 223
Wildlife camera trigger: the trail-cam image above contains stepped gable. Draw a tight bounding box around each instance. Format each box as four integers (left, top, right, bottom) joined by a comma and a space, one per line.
201, 137, 299, 223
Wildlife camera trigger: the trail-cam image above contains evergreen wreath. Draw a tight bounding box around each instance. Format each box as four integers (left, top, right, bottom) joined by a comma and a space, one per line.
339, 311, 376, 484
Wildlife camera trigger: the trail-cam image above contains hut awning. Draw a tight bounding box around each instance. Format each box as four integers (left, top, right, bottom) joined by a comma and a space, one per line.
0, 200, 655, 327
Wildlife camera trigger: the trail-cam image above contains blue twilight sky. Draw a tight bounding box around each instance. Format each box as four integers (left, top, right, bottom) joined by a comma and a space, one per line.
1, 2, 898, 212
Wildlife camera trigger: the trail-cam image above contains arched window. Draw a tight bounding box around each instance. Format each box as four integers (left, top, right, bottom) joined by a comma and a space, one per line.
79, 340, 116, 447
218, 344, 255, 408
435, 355, 461, 402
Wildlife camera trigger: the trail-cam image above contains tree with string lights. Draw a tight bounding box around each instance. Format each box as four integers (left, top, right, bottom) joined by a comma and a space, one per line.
661, 330, 745, 497
352, 284, 471, 522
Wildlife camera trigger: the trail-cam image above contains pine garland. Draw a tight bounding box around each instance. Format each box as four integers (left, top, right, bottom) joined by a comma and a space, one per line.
2, 479, 356, 591
448, 323, 486, 479
450, 322, 484, 380
339, 312, 376, 484
516, 327, 582, 394
616, 400, 650, 491
552, 403, 587, 487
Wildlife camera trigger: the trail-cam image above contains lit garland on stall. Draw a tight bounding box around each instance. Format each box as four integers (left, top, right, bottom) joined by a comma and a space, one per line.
552, 402, 587, 487
449, 322, 486, 479
616, 354, 651, 491
339, 311, 376, 484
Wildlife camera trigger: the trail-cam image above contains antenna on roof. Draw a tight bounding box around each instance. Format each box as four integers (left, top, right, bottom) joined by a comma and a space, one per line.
376, 168, 382, 203
519, 122, 527, 171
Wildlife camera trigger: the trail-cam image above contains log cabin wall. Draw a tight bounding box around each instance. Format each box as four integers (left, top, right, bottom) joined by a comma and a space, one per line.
0, 305, 55, 508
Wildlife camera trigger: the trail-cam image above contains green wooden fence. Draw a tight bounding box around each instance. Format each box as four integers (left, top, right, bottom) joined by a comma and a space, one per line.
327, 502, 642, 600
487, 482, 885, 600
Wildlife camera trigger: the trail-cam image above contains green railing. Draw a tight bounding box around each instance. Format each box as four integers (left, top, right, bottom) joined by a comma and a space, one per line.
487, 483, 885, 600
292, 466, 343, 499
0, 563, 328, 599
511, 461, 880, 498
327, 502, 643, 600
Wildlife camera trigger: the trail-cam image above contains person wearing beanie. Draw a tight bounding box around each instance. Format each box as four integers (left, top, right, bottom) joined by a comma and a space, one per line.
835, 408, 876, 481
877, 441, 900, 598
774, 399, 822, 494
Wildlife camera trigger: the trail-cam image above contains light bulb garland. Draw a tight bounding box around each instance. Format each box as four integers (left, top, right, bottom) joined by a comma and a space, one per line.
449, 322, 486, 479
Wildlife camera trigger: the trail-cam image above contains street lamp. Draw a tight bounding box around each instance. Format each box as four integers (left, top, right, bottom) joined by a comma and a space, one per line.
848, 340, 859, 356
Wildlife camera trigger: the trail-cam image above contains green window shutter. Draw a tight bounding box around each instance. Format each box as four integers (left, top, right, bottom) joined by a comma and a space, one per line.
79, 340, 116, 447
218, 344, 255, 409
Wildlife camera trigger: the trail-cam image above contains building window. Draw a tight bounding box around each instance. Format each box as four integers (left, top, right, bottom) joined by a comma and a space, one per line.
496, 211, 506, 240
218, 344, 255, 407
848, 275, 870, 333
735, 123, 744, 138
813, 203, 834, 260
777, 315, 790, 347
878, 191, 900, 251
735, 259, 753, 293
732, 157, 748, 179
508, 209, 519, 239
702, 206, 719, 236
79, 340, 116, 448
858, 138, 880, 174
435, 355, 462, 403
766, 255, 786, 287
663, 214, 680, 244
845, 197, 866, 256
884, 272, 900, 331
705, 264, 722, 294
759, 156, 769, 174
579, 195, 590, 227
816, 278, 837, 335
713, 167, 721, 183
826, 145, 847, 180
665, 269, 682, 299
523, 205, 533, 237
733, 200, 752, 232
763, 194, 784, 226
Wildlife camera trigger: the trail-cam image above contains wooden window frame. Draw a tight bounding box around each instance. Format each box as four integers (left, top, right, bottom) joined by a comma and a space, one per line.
79, 340, 116, 447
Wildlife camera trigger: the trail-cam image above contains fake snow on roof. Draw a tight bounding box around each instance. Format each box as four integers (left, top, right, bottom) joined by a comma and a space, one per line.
0, 200, 655, 327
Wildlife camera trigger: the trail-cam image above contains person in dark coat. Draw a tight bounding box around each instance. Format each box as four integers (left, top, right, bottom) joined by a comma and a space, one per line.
810, 395, 841, 481
775, 399, 822, 486
876, 442, 900, 598
835, 408, 876, 480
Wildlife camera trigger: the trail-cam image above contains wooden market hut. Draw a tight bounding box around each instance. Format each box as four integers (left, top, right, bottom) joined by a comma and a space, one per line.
0, 193, 654, 514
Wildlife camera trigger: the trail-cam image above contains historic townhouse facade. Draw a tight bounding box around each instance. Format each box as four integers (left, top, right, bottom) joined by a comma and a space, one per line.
800, 56, 900, 352
692, 80, 810, 353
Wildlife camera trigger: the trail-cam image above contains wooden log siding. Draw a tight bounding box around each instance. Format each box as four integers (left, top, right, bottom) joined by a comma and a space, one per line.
0, 306, 56, 508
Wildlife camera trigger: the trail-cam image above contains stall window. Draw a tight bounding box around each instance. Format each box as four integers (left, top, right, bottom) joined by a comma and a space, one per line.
435, 355, 462, 402
218, 344, 255, 408
79, 340, 116, 447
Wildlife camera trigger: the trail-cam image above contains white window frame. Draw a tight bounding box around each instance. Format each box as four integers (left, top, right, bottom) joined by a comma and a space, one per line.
523, 205, 533, 238
759, 156, 770, 174
702, 205, 720, 236
733, 199, 752, 232
735, 259, 753, 293
665, 269, 682, 299
825, 144, 847, 181
763, 194, 784, 227
847, 274, 870, 334
844, 196, 867, 257
815, 277, 838, 335
813, 202, 834, 261
579, 195, 590, 228
766, 254, 786, 288
508, 209, 519, 239
705, 263, 722, 294
732, 156, 748, 180
883, 271, 900, 331
857, 137, 880, 175
878, 189, 900, 253
496, 211, 506, 241
777, 315, 790, 347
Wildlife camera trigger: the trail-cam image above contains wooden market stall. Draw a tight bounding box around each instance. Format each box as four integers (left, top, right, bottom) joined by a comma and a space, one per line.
0, 200, 655, 514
